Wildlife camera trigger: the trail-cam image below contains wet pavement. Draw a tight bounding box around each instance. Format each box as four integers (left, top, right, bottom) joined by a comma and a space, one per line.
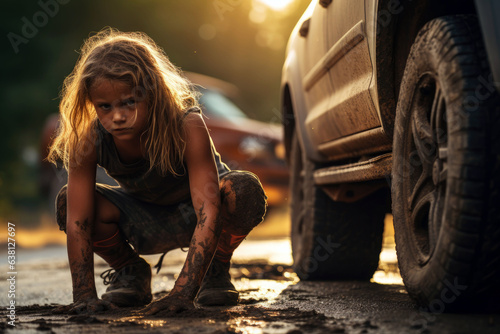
1, 211, 499, 333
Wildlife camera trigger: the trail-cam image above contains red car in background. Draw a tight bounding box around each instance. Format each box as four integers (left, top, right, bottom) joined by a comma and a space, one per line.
187, 72, 288, 207
40, 73, 289, 209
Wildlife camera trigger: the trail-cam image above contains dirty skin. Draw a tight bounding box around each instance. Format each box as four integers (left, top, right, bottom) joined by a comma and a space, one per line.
52, 172, 267, 317
220, 172, 267, 235
52, 188, 116, 314
138, 202, 221, 315
52, 216, 118, 315
136, 174, 266, 315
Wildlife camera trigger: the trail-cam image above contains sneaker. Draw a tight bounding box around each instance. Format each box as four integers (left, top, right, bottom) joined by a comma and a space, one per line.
195, 259, 239, 306
100, 257, 152, 307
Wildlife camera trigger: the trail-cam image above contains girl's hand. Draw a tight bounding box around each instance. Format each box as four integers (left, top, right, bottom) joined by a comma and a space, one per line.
137, 293, 194, 315
52, 297, 117, 315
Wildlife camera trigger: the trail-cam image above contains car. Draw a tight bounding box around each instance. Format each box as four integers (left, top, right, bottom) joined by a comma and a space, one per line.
281, 0, 500, 311
186, 72, 289, 208
40, 73, 289, 212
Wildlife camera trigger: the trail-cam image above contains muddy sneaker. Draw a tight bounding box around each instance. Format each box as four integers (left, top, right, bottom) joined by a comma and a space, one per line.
100, 257, 152, 307
195, 259, 239, 306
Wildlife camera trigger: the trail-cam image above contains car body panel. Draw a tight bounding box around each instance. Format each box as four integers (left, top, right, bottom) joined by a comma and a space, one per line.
283, 0, 390, 163
300, 4, 335, 152
474, 0, 500, 91
282, 0, 500, 164
322, 0, 381, 138
281, 1, 329, 162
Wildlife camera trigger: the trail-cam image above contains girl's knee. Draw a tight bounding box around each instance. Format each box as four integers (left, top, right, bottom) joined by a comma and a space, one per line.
55, 187, 120, 235
220, 171, 268, 231
94, 192, 120, 224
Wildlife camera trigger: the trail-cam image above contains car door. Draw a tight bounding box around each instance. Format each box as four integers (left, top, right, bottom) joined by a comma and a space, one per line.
305, 0, 381, 155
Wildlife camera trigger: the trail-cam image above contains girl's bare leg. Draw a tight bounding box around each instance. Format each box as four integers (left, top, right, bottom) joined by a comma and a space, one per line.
196, 171, 267, 306
56, 187, 152, 307
215, 171, 267, 262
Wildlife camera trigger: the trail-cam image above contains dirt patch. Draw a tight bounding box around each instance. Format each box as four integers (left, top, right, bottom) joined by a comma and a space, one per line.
16, 303, 329, 321
3, 265, 388, 334
231, 263, 295, 281
7, 303, 338, 333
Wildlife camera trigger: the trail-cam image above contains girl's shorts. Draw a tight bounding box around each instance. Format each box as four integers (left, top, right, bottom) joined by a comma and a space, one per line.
56, 170, 267, 256
94, 183, 198, 255
56, 184, 198, 255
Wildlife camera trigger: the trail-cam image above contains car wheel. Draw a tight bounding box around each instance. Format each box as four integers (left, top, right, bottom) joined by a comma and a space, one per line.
289, 130, 386, 280
392, 15, 500, 311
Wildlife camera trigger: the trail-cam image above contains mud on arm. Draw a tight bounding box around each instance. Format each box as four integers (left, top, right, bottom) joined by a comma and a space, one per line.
137, 113, 223, 315
66, 143, 98, 303
169, 113, 222, 300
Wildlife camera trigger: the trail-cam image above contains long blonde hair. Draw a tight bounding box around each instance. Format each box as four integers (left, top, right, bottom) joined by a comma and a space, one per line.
48, 27, 199, 175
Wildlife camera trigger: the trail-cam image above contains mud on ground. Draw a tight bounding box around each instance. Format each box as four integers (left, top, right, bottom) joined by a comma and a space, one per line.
0, 261, 398, 334
1, 263, 340, 334
5, 302, 342, 334
2, 235, 499, 333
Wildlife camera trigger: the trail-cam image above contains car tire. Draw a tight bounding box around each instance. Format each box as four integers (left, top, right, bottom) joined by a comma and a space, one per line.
289, 131, 386, 280
392, 15, 500, 311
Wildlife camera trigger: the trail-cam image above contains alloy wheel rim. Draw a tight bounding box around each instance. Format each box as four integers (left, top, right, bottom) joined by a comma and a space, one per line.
404, 73, 448, 265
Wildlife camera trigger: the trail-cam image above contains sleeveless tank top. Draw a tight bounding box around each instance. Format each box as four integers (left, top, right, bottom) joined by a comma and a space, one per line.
95, 107, 230, 206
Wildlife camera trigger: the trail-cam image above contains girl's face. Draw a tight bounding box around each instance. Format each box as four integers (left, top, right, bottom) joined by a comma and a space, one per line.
90, 79, 149, 143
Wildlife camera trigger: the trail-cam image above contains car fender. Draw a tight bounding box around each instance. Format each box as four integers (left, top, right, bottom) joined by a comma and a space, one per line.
282, 47, 325, 163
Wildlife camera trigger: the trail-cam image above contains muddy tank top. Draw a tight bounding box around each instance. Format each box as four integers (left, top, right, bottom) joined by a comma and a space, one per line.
94, 107, 230, 205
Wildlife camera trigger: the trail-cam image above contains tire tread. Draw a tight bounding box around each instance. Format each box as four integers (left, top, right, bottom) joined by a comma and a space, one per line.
392, 15, 500, 311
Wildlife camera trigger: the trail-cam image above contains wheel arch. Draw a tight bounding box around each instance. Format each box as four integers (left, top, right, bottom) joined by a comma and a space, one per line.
375, 0, 477, 139
281, 47, 325, 165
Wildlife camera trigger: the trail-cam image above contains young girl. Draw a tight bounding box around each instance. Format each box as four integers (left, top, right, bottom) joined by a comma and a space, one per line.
48, 28, 267, 314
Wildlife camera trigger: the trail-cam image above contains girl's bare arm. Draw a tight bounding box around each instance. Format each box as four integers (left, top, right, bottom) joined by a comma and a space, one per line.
171, 113, 222, 299
140, 113, 221, 313
66, 139, 98, 303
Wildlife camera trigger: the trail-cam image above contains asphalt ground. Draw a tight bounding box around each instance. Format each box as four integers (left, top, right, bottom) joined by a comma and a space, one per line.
1, 208, 499, 333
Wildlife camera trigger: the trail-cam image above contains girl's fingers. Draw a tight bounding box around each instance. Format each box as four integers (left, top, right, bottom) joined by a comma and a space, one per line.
103, 300, 119, 310
137, 302, 161, 315
68, 302, 86, 314
51, 304, 72, 314
87, 299, 117, 313
54, 299, 118, 315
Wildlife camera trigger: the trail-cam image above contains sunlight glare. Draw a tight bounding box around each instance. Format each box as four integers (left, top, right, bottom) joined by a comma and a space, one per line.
254, 0, 294, 11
